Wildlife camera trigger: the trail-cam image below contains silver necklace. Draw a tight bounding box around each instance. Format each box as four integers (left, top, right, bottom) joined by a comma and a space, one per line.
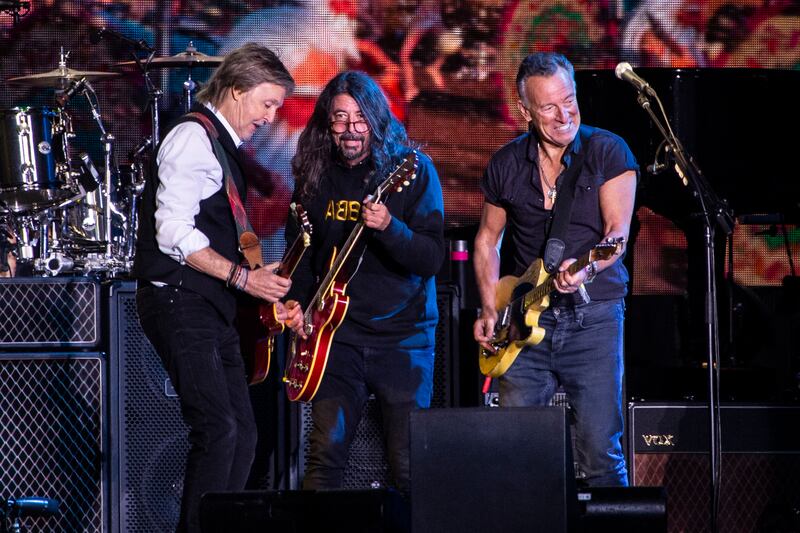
538, 161, 558, 203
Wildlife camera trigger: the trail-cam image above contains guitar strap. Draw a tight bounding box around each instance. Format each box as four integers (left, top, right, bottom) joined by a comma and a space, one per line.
187, 112, 263, 269
542, 127, 592, 274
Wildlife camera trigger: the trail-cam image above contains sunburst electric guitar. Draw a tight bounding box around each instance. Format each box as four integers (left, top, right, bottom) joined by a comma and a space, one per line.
283, 152, 418, 402
243, 203, 312, 385
479, 238, 624, 378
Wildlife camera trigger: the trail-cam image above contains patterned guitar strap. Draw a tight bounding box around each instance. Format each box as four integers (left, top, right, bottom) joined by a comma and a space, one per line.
187, 112, 264, 269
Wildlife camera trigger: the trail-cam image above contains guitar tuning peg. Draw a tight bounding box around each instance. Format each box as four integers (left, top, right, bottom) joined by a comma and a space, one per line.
396, 186, 403, 192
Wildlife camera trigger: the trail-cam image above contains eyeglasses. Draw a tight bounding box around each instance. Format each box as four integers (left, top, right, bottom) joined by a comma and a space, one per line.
330, 120, 370, 134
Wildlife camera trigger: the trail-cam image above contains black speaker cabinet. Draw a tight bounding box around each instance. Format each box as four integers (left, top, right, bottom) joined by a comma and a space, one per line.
629, 402, 800, 533
0, 277, 100, 348
0, 352, 105, 532
293, 283, 460, 490
410, 407, 577, 533
107, 281, 190, 533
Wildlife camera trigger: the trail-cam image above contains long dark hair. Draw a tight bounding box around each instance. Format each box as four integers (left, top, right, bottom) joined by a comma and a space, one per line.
292, 71, 414, 200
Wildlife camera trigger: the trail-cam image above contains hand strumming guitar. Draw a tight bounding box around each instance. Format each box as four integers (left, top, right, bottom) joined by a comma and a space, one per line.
282, 300, 307, 339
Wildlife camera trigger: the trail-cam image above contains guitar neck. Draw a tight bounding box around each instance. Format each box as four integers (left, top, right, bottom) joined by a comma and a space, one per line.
276, 233, 308, 279
526, 253, 594, 306
305, 221, 366, 320
302, 153, 415, 320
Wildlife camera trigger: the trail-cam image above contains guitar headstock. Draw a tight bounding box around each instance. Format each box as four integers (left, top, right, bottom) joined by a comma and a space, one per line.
290, 202, 313, 247
374, 151, 418, 200
590, 237, 625, 262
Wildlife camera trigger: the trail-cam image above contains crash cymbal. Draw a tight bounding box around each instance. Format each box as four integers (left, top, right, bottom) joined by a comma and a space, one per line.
7, 67, 120, 88
115, 50, 225, 69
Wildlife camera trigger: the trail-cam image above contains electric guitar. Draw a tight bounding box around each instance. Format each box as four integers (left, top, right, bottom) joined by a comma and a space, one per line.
284, 152, 418, 402
479, 238, 624, 378
243, 203, 312, 385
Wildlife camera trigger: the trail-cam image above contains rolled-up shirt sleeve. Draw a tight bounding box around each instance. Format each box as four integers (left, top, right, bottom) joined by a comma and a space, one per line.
154, 121, 223, 263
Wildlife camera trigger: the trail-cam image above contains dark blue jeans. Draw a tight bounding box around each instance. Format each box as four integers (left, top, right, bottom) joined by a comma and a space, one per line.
498, 298, 628, 486
302, 341, 434, 492
136, 285, 257, 533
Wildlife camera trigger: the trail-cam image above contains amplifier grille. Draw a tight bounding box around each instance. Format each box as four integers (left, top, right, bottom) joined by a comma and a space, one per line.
0, 278, 99, 347
0, 354, 104, 532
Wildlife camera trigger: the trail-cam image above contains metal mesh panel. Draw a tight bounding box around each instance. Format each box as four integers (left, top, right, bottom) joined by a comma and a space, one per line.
113, 288, 189, 533
432, 284, 458, 409
0, 278, 99, 347
0, 354, 104, 532
297, 283, 459, 488
633, 453, 800, 533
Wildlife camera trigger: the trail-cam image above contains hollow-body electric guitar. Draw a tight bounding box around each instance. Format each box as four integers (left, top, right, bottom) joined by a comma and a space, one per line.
284, 152, 418, 401
243, 203, 312, 385
479, 238, 624, 378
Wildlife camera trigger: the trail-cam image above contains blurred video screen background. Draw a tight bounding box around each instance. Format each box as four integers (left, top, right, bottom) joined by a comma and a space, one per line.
2, 0, 797, 293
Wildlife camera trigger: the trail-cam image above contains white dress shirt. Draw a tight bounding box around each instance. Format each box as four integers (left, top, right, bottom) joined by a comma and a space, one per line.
154, 103, 242, 264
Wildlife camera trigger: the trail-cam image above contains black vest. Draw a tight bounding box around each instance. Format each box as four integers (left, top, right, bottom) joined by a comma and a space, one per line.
132, 105, 246, 323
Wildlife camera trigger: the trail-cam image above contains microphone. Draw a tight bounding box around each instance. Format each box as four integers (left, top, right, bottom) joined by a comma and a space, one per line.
646, 162, 666, 174
90, 27, 153, 52
5, 497, 60, 516
614, 62, 655, 95
56, 77, 86, 106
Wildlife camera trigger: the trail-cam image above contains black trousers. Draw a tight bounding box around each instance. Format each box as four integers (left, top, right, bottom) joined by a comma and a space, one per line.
136, 284, 257, 533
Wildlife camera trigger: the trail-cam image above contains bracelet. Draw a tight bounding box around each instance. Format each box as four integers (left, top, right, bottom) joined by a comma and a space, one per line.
225, 263, 239, 287
236, 267, 249, 291
584, 260, 598, 284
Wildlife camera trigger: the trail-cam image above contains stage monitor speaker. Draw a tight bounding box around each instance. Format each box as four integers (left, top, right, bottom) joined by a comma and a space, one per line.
294, 283, 460, 490
0, 352, 105, 532
629, 402, 800, 533
410, 407, 577, 533
107, 281, 190, 533
198, 489, 409, 533
0, 277, 100, 348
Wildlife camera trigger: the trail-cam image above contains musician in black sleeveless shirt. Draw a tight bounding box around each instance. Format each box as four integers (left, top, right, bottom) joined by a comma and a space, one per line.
473, 53, 638, 487
133, 44, 296, 533
284, 71, 444, 492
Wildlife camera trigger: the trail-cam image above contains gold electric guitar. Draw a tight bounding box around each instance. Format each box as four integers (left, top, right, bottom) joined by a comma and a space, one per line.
479, 238, 624, 378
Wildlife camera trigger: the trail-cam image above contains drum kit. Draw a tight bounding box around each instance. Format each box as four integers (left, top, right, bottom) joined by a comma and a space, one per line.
0, 44, 224, 277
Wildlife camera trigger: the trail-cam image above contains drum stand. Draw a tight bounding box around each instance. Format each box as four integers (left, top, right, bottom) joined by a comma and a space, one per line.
80, 81, 114, 261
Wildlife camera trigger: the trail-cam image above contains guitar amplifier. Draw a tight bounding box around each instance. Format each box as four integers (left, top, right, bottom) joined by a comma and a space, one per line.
0, 277, 100, 348
628, 402, 800, 533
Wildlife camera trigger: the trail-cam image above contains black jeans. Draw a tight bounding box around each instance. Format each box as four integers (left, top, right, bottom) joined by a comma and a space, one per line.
302, 340, 434, 492
136, 285, 257, 533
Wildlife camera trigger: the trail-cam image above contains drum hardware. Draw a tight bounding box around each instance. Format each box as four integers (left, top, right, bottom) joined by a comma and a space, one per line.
7, 63, 120, 90
115, 41, 225, 115
0, 106, 74, 213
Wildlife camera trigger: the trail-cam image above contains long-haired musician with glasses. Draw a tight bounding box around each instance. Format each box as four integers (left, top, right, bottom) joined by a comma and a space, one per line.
282, 70, 445, 493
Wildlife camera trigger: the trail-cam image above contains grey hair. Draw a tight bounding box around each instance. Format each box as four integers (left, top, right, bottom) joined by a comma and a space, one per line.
196, 43, 295, 107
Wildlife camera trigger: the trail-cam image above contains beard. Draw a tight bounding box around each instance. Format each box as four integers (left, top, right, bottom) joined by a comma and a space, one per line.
337, 131, 369, 162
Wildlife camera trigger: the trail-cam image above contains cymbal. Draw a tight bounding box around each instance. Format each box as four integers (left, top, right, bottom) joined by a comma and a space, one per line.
115, 50, 225, 69
7, 67, 120, 88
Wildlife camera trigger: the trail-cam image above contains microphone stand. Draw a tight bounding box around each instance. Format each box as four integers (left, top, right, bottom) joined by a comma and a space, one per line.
633, 89, 734, 533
